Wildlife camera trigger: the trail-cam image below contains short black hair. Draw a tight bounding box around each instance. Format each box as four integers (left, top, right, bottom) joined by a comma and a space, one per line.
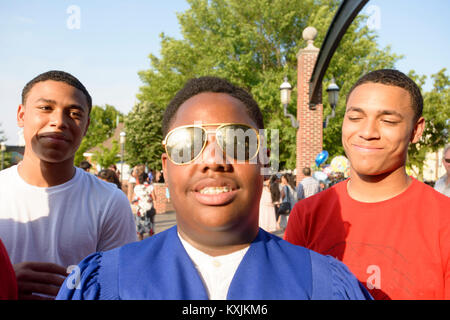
22, 70, 92, 113
162, 76, 264, 136
79, 160, 92, 170
137, 172, 148, 185
347, 69, 423, 121
302, 167, 311, 176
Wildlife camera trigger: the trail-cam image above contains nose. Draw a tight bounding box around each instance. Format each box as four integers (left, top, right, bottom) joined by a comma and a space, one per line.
197, 135, 232, 172
359, 118, 380, 140
49, 109, 69, 130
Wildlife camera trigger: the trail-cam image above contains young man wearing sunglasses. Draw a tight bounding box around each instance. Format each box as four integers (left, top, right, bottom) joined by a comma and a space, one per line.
57, 76, 371, 300
285, 69, 450, 300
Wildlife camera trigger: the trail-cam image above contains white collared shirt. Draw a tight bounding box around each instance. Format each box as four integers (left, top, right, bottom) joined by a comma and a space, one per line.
178, 233, 249, 300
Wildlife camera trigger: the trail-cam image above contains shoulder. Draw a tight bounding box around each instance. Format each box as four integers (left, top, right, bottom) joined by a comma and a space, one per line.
0, 165, 17, 183
293, 181, 343, 210
308, 250, 372, 300
259, 230, 371, 300
78, 168, 127, 200
56, 252, 103, 300
411, 177, 449, 205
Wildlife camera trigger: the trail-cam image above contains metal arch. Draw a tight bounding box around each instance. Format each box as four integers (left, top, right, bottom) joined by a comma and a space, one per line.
309, 0, 369, 109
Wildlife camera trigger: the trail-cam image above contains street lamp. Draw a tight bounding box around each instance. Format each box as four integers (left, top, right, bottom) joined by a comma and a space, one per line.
280, 76, 298, 128
1, 142, 6, 171
324, 78, 340, 128
119, 131, 126, 182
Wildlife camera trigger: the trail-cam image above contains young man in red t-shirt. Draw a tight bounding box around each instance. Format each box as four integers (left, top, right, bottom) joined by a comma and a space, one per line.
285, 69, 450, 300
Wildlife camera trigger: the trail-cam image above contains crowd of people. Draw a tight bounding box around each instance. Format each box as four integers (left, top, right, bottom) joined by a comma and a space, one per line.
0, 69, 448, 301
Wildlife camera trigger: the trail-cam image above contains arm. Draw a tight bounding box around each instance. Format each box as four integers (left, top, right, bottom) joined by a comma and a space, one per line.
97, 189, 137, 252
297, 184, 305, 200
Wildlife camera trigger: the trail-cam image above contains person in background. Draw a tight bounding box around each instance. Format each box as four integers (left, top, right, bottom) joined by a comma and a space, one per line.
277, 174, 295, 231
434, 144, 450, 197
127, 164, 146, 203
269, 175, 281, 223
258, 175, 277, 233
79, 160, 92, 172
296, 167, 320, 200
133, 172, 157, 240
97, 169, 122, 189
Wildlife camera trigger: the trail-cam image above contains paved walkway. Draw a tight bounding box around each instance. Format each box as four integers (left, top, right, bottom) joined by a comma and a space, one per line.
154, 211, 285, 238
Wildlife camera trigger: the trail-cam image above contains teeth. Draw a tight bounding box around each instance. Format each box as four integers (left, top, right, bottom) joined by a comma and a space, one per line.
199, 186, 231, 194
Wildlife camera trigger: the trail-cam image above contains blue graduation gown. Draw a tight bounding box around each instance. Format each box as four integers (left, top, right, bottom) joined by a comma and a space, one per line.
56, 226, 371, 300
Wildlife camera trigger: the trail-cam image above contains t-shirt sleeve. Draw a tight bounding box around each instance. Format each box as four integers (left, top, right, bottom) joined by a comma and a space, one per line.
327, 256, 373, 300
56, 252, 102, 300
97, 188, 137, 252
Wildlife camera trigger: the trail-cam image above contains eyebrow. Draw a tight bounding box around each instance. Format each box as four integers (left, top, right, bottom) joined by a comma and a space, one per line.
35, 98, 86, 111
35, 98, 57, 105
346, 106, 404, 119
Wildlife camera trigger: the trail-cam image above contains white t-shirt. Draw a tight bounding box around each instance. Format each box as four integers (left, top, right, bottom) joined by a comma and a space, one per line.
178, 233, 249, 300
0, 165, 137, 267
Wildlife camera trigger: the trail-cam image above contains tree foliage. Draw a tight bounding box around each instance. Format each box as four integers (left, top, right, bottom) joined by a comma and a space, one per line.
75, 105, 123, 166
407, 68, 450, 178
0, 123, 12, 169
134, 0, 403, 169
92, 140, 120, 169
124, 102, 164, 169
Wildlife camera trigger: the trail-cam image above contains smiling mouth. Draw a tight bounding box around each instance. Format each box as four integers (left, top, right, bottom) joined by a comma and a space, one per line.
352, 144, 383, 151
198, 186, 233, 195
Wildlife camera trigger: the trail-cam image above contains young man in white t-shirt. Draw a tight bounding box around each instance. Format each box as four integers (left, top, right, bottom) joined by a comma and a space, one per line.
0, 70, 137, 299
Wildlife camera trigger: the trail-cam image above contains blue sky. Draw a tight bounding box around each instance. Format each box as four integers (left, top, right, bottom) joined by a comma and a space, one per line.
0, 0, 449, 145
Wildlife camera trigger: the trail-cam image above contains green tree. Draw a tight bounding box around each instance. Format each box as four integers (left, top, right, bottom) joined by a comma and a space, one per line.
0, 123, 12, 169
124, 102, 164, 169
92, 140, 120, 169
407, 68, 450, 179
75, 105, 123, 165
136, 0, 402, 169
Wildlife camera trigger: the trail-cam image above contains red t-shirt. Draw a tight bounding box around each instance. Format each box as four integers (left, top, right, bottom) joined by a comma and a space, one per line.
284, 178, 450, 300
0, 239, 17, 300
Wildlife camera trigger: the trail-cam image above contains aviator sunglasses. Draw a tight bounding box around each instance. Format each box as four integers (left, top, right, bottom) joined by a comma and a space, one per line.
162, 123, 260, 165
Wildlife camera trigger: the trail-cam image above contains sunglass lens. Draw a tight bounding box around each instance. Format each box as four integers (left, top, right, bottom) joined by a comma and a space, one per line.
166, 127, 205, 164
217, 125, 259, 162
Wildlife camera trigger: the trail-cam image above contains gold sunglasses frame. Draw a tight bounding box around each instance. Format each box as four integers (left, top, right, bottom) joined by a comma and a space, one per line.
162, 123, 261, 165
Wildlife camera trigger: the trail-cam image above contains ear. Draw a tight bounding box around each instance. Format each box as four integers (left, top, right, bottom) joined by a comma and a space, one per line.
161, 153, 169, 180
410, 116, 425, 144
17, 104, 25, 128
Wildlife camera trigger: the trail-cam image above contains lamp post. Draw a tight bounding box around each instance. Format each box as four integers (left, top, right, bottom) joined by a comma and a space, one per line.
0, 142, 5, 171
324, 78, 340, 128
280, 76, 298, 128
119, 131, 126, 182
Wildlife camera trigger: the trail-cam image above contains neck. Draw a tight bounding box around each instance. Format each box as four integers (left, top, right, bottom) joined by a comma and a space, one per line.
18, 153, 76, 187
178, 224, 258, 257
347, 166, 412, 203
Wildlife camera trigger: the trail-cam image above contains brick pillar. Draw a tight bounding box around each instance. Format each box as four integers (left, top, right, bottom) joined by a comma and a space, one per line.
296, 27, 323, 183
